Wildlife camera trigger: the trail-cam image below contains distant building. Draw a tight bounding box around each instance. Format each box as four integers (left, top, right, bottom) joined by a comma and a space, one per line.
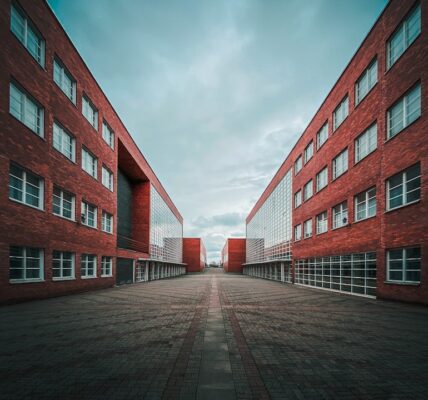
183, 238, 207, 272
221, 239, 246, 273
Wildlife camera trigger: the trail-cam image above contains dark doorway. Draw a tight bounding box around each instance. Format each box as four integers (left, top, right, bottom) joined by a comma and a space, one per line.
116, 258, 134, 285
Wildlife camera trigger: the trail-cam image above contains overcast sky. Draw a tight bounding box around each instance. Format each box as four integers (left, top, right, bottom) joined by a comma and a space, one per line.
48, 0, 387, 262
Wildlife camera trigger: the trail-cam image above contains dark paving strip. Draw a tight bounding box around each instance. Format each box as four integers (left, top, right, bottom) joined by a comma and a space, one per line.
161, 281, 211, 399
219, 280, 271, 400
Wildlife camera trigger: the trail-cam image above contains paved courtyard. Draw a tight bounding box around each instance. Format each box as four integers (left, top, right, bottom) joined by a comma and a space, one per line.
1, 269, 428, 400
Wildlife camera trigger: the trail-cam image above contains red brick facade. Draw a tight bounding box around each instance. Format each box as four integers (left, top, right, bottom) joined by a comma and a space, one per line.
0, 0, 183, 303
246, 0, 428, 304
183, 238, 207, 273
222, 239, 246, 273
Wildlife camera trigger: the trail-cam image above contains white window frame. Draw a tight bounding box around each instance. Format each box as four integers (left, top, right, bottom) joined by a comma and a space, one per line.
9, 164, 44, 210
386, 164, 421, 211
102, 211, 113, 234
81, 148, 98, 179
316, 211, 328, 234
53, 58, 76, 103
387, 83, 421, 139
81, 201, 97, 229
53, 122, 76, 162
53, 186, 75, 221
9, 82, 44, 137
355, 59, 378, 105
332, 149, 348, 180
294, 224, 302, 241
303, 180, 313, 201
294, 155, 302, 175
355, 187, 377, 222
355, 124, 377, 163
333, 96, 349, 131
9, 246, 44, 282
304, 141, 314, 164
387, 247, 421, 283
82, 96, 98, 129
316, 167, 328, 192
387, 4, 421, 69
81, 254, 97, 279
304, 219, 312, 238
102, 166, 114, 191
102, 122, 115, 149
332, 201, 348, 229
10, 5, 45, 67
316, 122, 328, 150
52, 251, 75, 281
294, 190, 302, 208
101, 256, 113, 277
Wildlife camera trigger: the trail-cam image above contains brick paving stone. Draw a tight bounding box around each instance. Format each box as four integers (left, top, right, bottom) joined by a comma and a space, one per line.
1, 270, 428, 399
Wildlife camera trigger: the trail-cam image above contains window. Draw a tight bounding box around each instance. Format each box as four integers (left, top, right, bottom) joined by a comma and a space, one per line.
294, 155, 302, 175
333, 201, 348, 229
316, 211, 328, 234
332, 149, 348, 180
10, 5, 45, 66
10, 246, 43, 282
294, 224, 302, 241
102, 166, 113, 191
81, 254, 97, 278
102, 211, 113, 233
303, 180, 313, 201
387, 5, 421, 69
387, 163, 420, 210
355, 59, 377, 104
387, 83, 421, 139
53, 187, 75, 220
101, 256, 113, 277
52, 251, 75, 280
82, 96, 98, 129
387, 247, 421, 283
294, 190, 302, 208
53, 58, 76, 103
355, 187, 376, 221
102, 122, 114, 149
333, 96, 349, 131
53, 122, 75, 161
81, 201, 97, 228
304, 219, 312, 238
316, 122, 328, 149
9, 82, 44, 136
316, 167, 328, 192
81, 148, 97, 179
304, 141, 314, 164
355, 124, 377, 163
9, 164, 44, 210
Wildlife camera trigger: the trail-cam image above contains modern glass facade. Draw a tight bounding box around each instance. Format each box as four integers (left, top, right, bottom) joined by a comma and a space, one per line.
150, 185, 183, 263
294, 252, 376, 297
246, 169, 292, 263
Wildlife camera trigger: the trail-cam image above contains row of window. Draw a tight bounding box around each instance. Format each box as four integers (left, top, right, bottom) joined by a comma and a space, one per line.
294, 163, 421, 240
11, 4, 115, 146
9, 163, 114, 232
10, 82, 115, 190
293, 3, 421, 176
294, 82, 421, 207
9, 246, 113, 282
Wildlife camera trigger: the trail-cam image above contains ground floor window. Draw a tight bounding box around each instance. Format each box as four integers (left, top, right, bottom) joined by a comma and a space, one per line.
387, 247, 421, 284
101, 256, 113, 277
136, 262, 146, 282
52, 251, 75, 280
295, 252, 376, 296
81, 254, 97, 278
9, 246, 44, 282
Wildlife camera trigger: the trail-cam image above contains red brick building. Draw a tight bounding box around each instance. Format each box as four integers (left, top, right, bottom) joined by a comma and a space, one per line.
221, 239, 246, 273
0, 0, 185, 304
244, 0, 428, 304
183, 238, 207, 273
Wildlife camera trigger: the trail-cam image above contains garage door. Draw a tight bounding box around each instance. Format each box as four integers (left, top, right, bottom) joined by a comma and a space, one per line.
116, 258, 134, 285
